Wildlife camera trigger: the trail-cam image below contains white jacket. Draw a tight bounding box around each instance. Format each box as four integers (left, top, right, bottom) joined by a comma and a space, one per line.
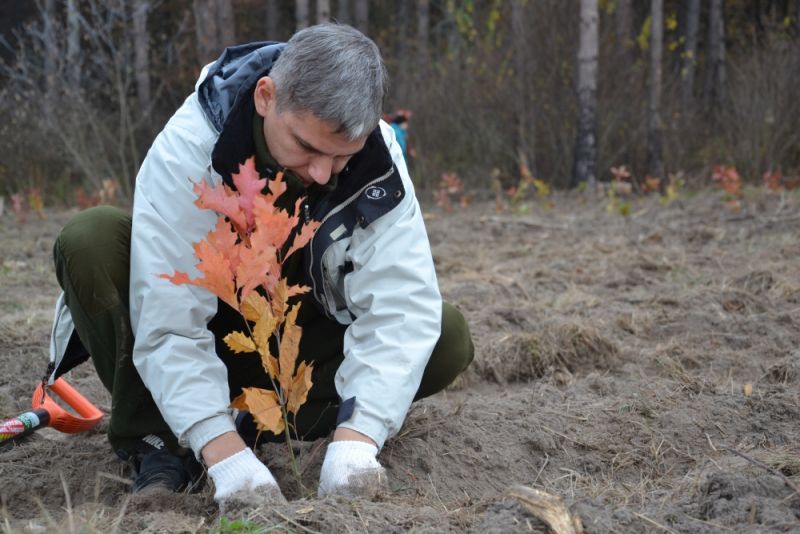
49, 43, 442, 458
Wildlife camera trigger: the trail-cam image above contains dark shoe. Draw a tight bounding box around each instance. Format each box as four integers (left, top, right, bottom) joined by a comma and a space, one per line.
117, 434, 205, 494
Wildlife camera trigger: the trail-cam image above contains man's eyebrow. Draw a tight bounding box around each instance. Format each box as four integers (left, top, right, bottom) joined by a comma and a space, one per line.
292, 132, 360, 158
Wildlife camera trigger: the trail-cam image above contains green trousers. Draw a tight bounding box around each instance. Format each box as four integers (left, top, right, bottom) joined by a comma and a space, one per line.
53, 206, 474, 454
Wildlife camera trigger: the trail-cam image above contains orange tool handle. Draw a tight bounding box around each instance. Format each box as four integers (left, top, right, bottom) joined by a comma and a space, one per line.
32, 377, 103, 434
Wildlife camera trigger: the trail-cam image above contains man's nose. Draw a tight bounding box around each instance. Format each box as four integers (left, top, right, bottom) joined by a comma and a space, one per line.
308, 156, 334, 185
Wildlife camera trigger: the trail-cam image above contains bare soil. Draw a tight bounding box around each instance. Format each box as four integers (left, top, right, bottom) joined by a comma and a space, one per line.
1, 189, 799, 533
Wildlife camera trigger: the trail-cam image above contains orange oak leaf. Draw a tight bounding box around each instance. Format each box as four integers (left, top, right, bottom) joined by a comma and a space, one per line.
278, 304, 302, 393
224, 331, 256, 354
236, 242, 279, 304
231, 388, 284, 435
287, 361, 313, 414
264, 171, 287, 204
206, 217, 241, 273
193, 180, 248, 237
231, 158, 268, 231
160, 240, 238, 310
252, 195, 301, 254
285, 218, 321, 260
193, 240, 239, 308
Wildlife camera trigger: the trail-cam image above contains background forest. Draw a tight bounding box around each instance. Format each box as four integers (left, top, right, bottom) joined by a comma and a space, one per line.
0, 0, 799, 204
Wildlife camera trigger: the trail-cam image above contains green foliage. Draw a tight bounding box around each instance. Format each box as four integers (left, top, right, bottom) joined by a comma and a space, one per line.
208, 517, 289, 534
637, 16, 652, 52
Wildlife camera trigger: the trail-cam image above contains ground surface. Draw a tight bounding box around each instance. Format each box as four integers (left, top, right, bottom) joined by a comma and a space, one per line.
1, 189, 799, 533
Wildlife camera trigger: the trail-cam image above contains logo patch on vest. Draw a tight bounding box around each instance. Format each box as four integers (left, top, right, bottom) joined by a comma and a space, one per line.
365, 186, 387, 200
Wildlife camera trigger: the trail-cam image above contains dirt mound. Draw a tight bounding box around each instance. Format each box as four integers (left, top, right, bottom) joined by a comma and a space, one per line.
473, 323, 620, 384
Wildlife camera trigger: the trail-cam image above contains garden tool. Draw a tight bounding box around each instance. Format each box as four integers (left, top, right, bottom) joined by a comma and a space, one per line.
0, 377, 103, 445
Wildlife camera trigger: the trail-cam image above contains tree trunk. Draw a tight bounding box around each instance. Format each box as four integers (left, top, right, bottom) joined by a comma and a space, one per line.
337, 0, 350, 24
681, 0, 700, 105
394, 0, 409, 102
193, 0, 219, 64
416, 0, 429, 62
647, 0, 664, 181
571, 0, 599, 189
266, 0, 280, 40
615, 0, 633, 49
317, 0, 331, 23
354, 0, 369, 35
296, 0, 310, 30
42, 0, 57, 99
707, 0, 727, 106
132, 0, 151, 112
66, 0, 80, 85
512, 0, 535, 176
217, 0, 236, 48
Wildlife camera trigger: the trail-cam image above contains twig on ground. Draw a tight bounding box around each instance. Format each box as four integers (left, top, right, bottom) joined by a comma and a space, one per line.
533, 453, 549, 487
721, 446, 800, 496
684, 514, 733, 531
481, 215, 569, 231
540, 424, 594, 450
265, 507, 321, 534
632, 511, 678, 533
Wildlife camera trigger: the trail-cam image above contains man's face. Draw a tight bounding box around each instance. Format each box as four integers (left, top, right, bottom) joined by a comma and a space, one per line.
254, 77, 366, 187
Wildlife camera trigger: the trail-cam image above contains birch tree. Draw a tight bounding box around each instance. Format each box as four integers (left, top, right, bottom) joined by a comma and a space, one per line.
647, 0, 664, 182
571, 0, 599, 188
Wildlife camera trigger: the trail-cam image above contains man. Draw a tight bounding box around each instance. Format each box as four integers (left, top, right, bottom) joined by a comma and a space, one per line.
48, 23, 473, 505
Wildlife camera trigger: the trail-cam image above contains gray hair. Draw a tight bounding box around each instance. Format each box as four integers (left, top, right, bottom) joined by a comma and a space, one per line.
269, 23, 387, 140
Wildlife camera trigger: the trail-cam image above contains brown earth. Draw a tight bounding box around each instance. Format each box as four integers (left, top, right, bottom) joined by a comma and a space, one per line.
1, 189, 799, 533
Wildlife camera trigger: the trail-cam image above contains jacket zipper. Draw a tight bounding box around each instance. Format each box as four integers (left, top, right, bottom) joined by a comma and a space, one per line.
307, 165, 395, 304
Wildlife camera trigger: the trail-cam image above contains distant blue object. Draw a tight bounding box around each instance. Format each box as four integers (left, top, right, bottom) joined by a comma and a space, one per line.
390, 122, 408, 161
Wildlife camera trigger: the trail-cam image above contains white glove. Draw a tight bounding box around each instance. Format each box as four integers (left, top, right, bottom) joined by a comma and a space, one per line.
318, 441, 387, 498
207, 448, 284, 504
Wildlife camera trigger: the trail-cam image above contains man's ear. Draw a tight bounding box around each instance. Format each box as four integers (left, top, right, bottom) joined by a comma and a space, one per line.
253, 76, 276, 118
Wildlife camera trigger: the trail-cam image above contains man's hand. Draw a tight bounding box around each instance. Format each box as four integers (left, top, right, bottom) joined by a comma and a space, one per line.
205, 434, 285, 509
318, 439, 387, 498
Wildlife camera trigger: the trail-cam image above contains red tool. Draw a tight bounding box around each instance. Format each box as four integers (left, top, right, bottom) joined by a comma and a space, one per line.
0, 378, 103, 445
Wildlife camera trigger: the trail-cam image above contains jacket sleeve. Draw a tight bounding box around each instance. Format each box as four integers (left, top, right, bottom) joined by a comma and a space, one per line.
129, 92, 237, 457
335, 122, 443, 448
